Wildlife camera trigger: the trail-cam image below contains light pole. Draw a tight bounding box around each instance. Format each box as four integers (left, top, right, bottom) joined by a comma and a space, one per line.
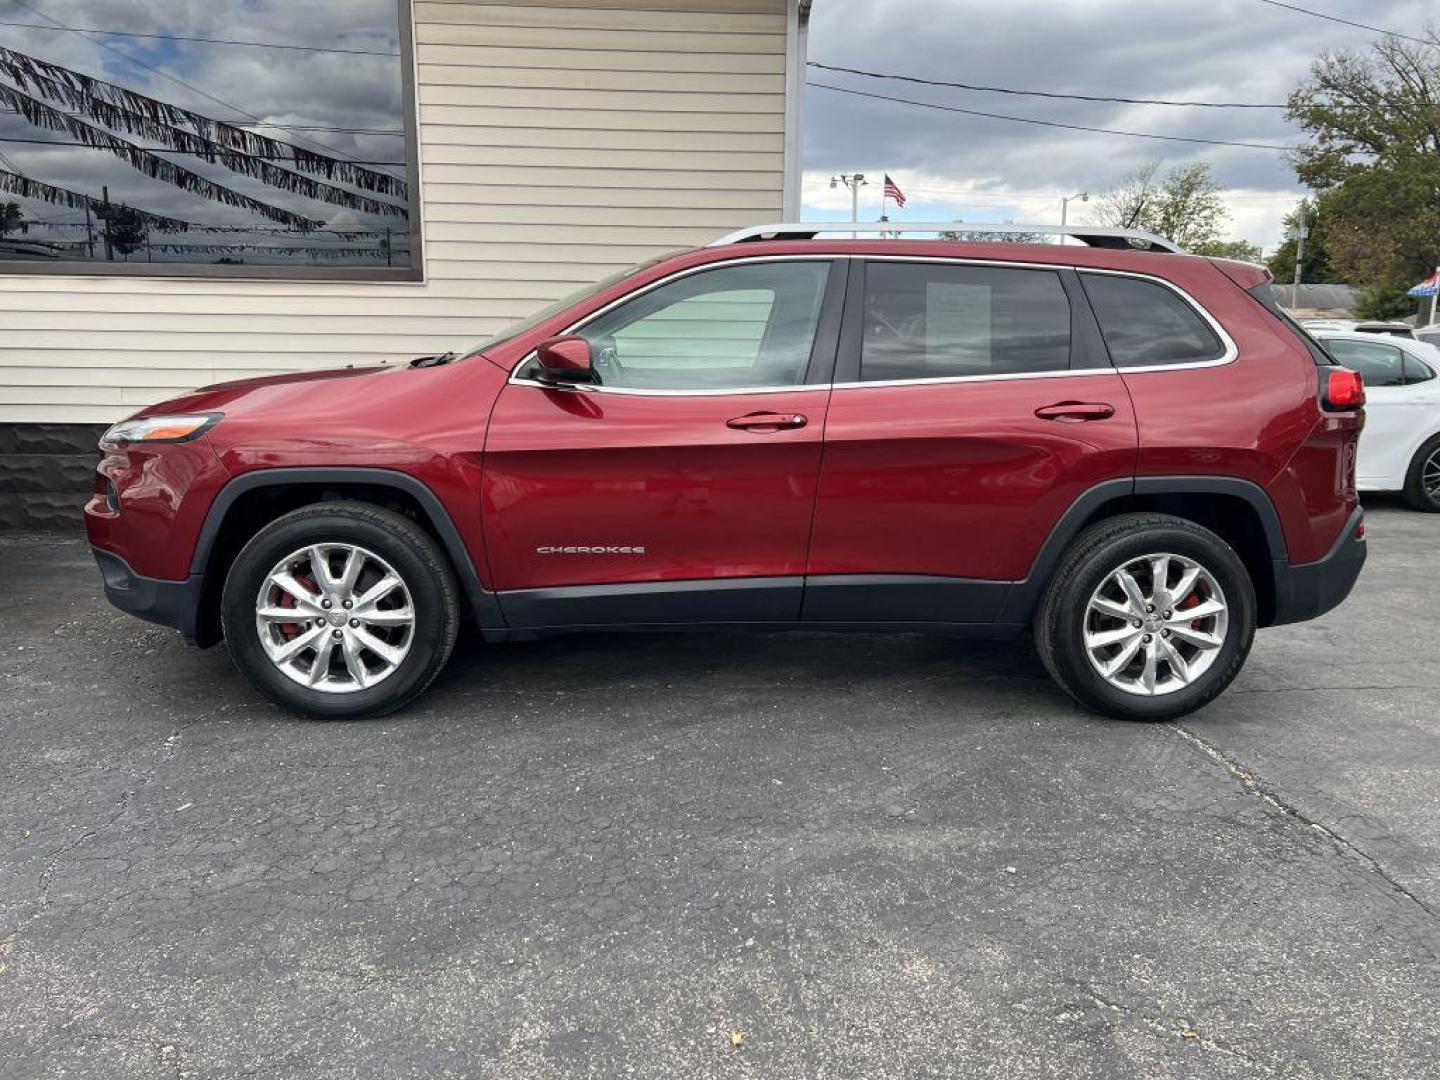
831, 173, 867, 236
1060, 191, 1087, 242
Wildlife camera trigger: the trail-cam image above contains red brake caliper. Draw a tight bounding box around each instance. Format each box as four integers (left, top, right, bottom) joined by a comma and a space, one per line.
1177, 588, 1203, 628
277, 572, 319, 641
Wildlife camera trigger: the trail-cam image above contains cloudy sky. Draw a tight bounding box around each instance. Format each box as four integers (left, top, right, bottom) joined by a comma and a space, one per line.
800, 0, 1432, 253
0, 0, 409, 263
1, 0, 1429, 262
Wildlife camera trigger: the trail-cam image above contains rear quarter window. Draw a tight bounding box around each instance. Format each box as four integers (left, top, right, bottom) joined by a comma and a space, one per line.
1080, 273, 1226, 368
1246, 282, 1338, 366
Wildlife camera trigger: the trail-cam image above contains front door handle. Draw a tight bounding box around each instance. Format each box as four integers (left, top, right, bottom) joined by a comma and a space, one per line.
1034, 401, 1115, 422
726, 412, 807, 431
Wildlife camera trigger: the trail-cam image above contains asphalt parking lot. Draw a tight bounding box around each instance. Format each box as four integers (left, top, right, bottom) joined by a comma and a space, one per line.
2, 501, 1438, 1079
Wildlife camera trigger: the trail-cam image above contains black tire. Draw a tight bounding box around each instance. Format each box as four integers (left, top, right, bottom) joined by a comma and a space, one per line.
220, 502, 460, 720
1402, 434, 1440, 512
1034, 512, 1256, 722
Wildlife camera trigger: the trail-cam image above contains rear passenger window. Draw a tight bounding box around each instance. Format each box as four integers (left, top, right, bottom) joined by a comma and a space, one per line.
860, 263, 1071, 381
1404, 353, 1436, 385
1082, 273, 1226, 368
1324, 339, 1406, 387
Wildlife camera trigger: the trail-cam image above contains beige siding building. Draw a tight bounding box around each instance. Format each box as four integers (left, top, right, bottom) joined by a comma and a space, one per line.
0, 0, 809, 524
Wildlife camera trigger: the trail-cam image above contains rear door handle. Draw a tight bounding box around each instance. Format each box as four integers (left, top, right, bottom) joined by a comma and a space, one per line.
1034, 401, 1115, 422
726, 412, 807, 431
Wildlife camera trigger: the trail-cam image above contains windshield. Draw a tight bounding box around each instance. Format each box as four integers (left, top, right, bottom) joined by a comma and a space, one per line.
463, 253, 677, 357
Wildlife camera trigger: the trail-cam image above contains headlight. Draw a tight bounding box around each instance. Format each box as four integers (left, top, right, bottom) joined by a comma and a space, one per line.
101, 413, 221, 448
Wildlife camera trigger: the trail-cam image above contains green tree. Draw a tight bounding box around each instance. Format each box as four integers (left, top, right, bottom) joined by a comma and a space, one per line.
1354, 283, 1417, 321
100, 204, 147, 260
1265, 199, 1336, 284
1193, 239, 1263, 263
0, 200, 22, 238
939, 219, 1045, 244
1091, 161, 1237, 251
1288, 34, 1440, 290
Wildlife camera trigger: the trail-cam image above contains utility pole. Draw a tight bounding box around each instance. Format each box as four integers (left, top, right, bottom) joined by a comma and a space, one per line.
830, 173, 867, 237
1291, 202, 1308, 310
83, 200, 95, 259
101, 185, 113, 261
1060, 191, 1088, 242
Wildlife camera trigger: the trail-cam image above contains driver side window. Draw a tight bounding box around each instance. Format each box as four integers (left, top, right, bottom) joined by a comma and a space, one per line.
577, 261, 831, 390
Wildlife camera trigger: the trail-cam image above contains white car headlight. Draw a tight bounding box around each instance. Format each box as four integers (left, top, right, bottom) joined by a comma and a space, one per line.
100, 413, 221, 448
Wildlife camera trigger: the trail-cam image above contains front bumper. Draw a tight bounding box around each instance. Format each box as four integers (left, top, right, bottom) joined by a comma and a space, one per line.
1270, 507, 1367, 626
93, 547, 207, 644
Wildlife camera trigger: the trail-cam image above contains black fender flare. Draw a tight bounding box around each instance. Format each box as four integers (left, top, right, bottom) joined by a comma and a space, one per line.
192, 466, 504, 627
999, 475, 1289, 624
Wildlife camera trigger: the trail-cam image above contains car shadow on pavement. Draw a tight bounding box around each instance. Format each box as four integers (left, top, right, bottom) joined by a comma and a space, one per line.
419, 625, 1074, 726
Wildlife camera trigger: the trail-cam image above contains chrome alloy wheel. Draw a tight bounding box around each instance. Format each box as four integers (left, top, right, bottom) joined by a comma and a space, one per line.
1083, 552, 1229, 697
1424, 446, 1440, 503
254, 543, 415, 694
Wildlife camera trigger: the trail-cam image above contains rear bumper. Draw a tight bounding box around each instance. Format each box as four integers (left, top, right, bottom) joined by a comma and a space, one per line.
93, 547, 206, 644
1269, 507, 1367, 626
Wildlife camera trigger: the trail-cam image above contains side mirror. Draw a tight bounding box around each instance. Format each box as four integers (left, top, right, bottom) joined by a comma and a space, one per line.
534, 335, 594, 384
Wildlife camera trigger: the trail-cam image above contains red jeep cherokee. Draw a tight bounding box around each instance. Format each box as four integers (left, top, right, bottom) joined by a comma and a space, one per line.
85, 225, 1368, 722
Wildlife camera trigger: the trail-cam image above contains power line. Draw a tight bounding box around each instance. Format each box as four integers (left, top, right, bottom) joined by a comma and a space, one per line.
0, 107, 404, 135
807, 82, 1296, 151
237, 124, 404, 136
898, 189, 1066, 201
806, 179, 1308, 202
0, 135, 407, 165
1251, 0, 1436, 46
808, 61, 1440, 110
11, 0, 407, 182
808, 62, 1286, 108
0, 19, 401, 56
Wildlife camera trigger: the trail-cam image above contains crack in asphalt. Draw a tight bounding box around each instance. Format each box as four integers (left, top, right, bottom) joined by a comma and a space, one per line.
1172, 724, 1440, 925
3, 790, 134, 946
1229, 684, 1440, 696
4, 705, 229, 948
162, 707, 226, 756
770, 865, 819, 1077
1082, 985, 1280, 1074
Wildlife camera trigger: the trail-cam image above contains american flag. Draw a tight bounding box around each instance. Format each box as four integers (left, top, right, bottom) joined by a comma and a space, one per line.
883, 173, 906, 208
1407, 271, 1440, 298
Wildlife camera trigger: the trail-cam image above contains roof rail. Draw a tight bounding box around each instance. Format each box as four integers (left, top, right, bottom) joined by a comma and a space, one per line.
708, 221, 1184, 254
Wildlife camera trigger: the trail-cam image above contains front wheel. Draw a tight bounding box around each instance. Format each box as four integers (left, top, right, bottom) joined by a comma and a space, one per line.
221, 502, 460, 719
1034, 513, 1256, 721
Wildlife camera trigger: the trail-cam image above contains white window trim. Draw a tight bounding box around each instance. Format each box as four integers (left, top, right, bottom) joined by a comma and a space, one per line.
507, 254, 1238, 397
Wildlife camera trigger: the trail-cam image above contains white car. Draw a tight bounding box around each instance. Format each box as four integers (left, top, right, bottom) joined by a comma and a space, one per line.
1315, 330, 1440, 510
1303, 319, 1416, 340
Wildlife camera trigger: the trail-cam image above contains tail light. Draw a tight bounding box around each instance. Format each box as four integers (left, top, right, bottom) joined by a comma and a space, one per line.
1322, 367, 1365, 411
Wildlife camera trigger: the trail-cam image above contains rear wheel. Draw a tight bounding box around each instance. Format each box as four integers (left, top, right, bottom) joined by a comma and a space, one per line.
1034, 513, 1256, 721
221, 502, 460, 719
1402, 435, 1440, 512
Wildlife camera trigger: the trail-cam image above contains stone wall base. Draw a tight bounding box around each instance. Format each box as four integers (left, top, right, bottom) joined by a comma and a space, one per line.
0, 424, 107, 530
